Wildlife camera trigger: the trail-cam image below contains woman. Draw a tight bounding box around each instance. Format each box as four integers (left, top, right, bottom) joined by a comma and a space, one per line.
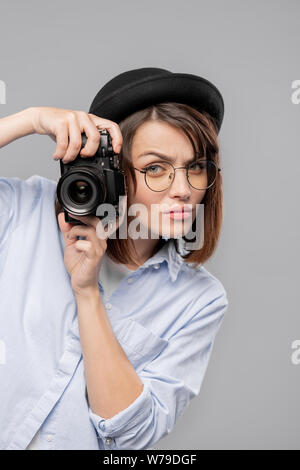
0, 67, 228, 450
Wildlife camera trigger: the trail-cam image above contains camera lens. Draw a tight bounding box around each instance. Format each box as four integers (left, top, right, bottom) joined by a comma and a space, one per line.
68, 180, 93, 204
57, 168, 107, 216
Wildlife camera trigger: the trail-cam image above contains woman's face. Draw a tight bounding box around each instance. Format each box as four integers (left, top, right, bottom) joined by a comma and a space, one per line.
126, 120, 207, 241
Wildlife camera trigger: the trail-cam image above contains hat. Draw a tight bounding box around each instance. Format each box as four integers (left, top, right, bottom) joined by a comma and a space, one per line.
89, 67, 224, 133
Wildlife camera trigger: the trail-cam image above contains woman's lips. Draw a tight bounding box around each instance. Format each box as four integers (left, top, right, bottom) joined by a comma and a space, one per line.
164, 211, 192, 220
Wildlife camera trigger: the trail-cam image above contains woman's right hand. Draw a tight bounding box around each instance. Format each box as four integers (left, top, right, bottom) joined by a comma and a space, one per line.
31, 106, 123, 163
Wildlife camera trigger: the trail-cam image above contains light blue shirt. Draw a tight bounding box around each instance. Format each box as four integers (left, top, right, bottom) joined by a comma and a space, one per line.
0, 174, 229, 450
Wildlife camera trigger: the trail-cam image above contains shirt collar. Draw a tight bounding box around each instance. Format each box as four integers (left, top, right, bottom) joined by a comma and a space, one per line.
142, 238, 189, 283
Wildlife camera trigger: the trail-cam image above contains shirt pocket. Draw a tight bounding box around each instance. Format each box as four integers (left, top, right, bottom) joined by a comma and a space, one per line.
113, 319, 169, 372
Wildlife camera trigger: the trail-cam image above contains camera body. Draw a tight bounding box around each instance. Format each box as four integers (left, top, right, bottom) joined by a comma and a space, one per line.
56, 129, 126, 226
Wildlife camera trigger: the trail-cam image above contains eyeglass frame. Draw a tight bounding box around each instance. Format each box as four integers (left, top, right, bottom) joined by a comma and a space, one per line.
132, 158, 221, 192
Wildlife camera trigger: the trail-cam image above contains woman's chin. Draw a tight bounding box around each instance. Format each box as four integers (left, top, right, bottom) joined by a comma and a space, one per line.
130, 217, 193, 240
153, 224, 193, 240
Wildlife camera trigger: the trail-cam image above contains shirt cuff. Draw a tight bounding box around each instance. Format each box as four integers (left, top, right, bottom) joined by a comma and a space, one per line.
88, 381, 152, 439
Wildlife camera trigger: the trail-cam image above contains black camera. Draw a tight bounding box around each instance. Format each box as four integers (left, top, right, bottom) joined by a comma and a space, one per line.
56, 129, 126, 226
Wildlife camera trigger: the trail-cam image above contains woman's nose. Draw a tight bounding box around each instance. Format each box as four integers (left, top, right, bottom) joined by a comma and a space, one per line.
168, 169, 191, 198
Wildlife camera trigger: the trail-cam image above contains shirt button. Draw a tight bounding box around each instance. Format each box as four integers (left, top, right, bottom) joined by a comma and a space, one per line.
98, 419, 105, 431
105, 437, 113, 446
46, 435, 53, 442
106, 303, 112, 310
127, 278, 133, 284
153, 263, 160, 269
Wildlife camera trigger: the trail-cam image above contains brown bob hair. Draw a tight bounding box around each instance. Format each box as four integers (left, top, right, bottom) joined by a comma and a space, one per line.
55, 102, 224, 268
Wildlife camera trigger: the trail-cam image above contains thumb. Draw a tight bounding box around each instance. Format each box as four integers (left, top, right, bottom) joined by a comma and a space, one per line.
58, 211, 74, 242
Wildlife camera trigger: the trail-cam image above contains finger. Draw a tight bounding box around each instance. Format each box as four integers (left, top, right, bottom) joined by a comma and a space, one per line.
68, 213, 109, 242
62, 115, 82, 163
68, 213, 101, 231
68, 213, 117, 241
74, 240, 96, 260
53, 123, 69, 160
57, 211, 75, 237
67, 225, 98, 244
78, 114, 101, 157
88, 115, 123, 153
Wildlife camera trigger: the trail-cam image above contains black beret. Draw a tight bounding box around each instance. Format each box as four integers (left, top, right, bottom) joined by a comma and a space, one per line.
89, 67, 224, 133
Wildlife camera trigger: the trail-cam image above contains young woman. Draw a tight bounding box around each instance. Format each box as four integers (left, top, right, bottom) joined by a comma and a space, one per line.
0, 68, 229, 450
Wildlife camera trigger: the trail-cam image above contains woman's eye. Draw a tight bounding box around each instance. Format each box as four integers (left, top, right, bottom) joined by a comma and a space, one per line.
189, 163, 198, 170
189, 161, 205, 171
145, 165, 162, 174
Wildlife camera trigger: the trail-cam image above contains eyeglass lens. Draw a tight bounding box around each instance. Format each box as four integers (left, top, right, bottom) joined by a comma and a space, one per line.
144, 159, 218, 191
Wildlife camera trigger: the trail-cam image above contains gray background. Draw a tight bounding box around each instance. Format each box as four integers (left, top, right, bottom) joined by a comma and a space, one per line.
1, 0, 299, 450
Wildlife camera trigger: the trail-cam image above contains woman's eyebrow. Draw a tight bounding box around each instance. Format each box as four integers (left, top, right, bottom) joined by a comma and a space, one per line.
137, 151, 196, 164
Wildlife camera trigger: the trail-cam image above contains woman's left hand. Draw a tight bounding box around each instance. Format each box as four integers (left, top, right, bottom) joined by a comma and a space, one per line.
58, 210, 124, 296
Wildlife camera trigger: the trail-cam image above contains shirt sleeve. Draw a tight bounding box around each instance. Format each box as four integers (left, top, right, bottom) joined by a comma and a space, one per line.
88, 290, 229, 450
0, 175, 48, 278
0, 175, 43, 245
0, 177, 16, 253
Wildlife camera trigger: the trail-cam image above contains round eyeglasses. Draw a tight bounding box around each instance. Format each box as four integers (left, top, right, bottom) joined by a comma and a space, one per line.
133, 158, 221, 192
